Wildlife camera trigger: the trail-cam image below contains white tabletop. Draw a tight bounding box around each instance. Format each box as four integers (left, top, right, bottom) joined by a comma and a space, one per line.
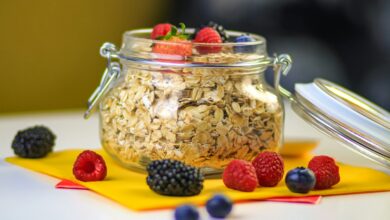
1, 106, 389, 220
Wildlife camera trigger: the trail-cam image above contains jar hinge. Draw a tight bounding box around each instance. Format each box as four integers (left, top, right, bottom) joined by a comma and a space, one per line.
84, 42, 121, 119
272, 54, 294, 101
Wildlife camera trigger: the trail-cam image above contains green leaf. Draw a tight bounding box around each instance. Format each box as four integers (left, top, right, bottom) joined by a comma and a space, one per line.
170, 25, 177, 36
179, 22, 186, 34
178, 34, 190, 40
156, 23, 189, 41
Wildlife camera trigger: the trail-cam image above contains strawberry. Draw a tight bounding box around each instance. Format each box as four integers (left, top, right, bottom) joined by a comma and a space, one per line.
151, 23, 172, 39
223, 159, 258, 192
152, 23, 192, 57
252, 151, 284, 187
73, 150, 107, 182
308, 155, 340, 189
152, 36, 192, 57
193, 27, 222, 54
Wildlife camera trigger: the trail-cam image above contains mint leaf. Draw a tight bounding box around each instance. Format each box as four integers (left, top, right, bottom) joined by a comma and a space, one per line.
156, 23, 189, 40
179, 22, 186, 34
170, 25, 177, 36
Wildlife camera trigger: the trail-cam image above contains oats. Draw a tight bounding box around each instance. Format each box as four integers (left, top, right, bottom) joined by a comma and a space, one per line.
216, 122, 229, 136
214, 108, 224, 122
232, 102, 241, 113
165, 131, 176, 142
100, 51, 283, 169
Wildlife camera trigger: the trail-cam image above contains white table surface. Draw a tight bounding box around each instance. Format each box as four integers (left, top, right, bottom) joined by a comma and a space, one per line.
1, 106, 389, 220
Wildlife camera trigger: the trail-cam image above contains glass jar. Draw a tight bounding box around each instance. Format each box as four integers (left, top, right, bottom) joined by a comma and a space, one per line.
85, 28, 292, 175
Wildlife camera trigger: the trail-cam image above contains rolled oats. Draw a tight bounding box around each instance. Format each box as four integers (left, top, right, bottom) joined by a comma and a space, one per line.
100, 51, 283, 170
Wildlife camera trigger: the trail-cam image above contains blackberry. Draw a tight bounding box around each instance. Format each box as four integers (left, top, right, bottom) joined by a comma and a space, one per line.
146, 159, 204, 196
193, 21, 228, 42
11, 125, 56, 158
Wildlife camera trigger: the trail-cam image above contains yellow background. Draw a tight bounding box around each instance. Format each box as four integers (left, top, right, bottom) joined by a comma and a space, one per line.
0, 0, 169, 113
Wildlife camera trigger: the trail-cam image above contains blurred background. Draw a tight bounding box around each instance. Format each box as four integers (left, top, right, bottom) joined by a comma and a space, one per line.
1, 0, 389, 114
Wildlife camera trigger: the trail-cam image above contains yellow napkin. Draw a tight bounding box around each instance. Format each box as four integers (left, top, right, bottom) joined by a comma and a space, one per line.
5, 149, 390, 211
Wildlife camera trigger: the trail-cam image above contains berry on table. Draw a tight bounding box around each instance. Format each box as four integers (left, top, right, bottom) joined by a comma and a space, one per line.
222, 159, 258, 192
174, 205, 199, 220
206, 194, 233, 218
151, 23, 172, 39
11, 125, 56, 158
252, 151, 284, 187
73, 150, 107, 182
308, 155, 340, 189
285, 167, 316, 194
234, 34, 256, 53
146, 159, 204, 196
193, 27, 222, 54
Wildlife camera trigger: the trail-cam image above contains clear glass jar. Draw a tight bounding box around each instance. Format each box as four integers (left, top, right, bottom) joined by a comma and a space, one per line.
86, 28, 292, 175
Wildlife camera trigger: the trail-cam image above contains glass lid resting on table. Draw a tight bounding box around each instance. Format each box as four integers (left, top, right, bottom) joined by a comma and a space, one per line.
288, 78, 390, 168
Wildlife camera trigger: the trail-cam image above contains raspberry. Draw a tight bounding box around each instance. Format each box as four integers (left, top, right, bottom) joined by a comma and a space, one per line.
152, 36, 192, 57
252, 151, 284, 187
192, 21, 228, 42
205, 21, 228, 42
308, 155, 340, 189
73, 150, 107, 182
222, 159, 258, 192
194, 27, 222, 54
151, 23, 171, 39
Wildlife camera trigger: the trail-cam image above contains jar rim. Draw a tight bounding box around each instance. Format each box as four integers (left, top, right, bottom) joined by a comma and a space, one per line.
122, 28, 266, 47
118, 28, 272, 69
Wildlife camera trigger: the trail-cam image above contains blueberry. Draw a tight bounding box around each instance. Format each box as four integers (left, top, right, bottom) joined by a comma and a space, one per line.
206, 194, 233, 218
234, 35, 256, 53
174, 205, 199, 220
285, 167, 316, 194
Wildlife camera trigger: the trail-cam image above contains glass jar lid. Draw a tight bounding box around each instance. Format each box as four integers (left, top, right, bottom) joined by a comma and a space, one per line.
290, 78, 390, 168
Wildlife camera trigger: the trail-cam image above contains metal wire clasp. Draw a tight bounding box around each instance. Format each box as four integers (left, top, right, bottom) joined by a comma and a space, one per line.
272, 54, 293, 100
84, 43, 121, 119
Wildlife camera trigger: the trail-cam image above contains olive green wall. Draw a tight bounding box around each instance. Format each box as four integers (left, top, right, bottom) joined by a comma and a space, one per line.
0, 0, 170, 113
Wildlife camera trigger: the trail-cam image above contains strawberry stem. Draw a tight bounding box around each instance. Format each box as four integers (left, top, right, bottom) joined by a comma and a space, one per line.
156, 23, 189, 41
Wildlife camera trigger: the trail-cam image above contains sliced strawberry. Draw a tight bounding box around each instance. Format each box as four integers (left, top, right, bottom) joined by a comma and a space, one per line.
151, 23, 192, 58
152, 36, 192, 57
